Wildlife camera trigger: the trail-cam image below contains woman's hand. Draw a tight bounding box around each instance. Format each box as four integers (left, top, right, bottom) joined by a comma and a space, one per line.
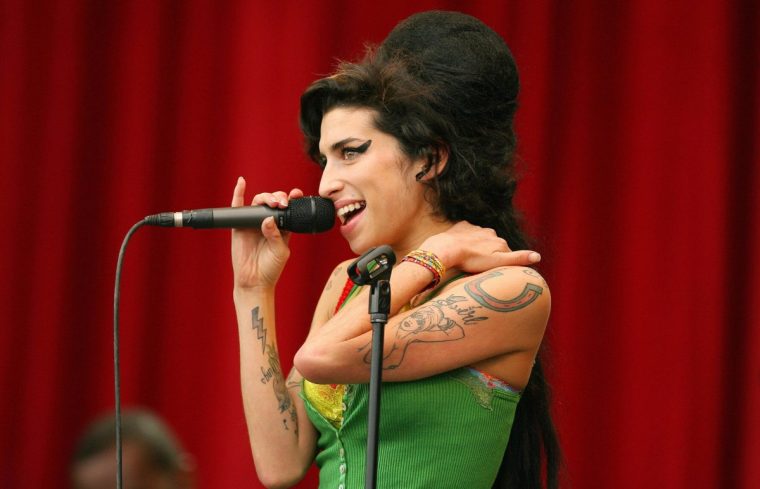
420, 221, 541, 273
230, 177, 304, 290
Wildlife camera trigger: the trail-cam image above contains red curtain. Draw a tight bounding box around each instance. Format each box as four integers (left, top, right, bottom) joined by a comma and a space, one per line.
1, 0, 757, 487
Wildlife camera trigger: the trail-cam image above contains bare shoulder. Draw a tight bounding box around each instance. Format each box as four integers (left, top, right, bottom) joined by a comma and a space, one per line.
323, 258, 355, 296
311, 258, 357, 327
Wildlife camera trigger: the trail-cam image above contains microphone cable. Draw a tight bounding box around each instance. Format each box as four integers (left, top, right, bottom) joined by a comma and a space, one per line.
112, 218, 148, 489
110, 199, 332, 486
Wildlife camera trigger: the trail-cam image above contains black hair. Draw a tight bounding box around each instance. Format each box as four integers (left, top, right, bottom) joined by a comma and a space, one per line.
300, 10, 561, 489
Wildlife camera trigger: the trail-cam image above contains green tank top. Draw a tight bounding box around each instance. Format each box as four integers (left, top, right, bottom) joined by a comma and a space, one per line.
301, 280, 521, 488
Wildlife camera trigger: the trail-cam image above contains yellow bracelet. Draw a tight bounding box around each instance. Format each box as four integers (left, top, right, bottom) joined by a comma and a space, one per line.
401, 249, 446, 291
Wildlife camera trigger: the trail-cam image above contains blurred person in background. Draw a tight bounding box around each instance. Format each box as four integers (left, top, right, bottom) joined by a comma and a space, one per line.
71, 408, 195, 489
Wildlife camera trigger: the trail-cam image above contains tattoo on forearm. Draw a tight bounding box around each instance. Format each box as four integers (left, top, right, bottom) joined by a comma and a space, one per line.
359, 272, 543, 370
465, 271, 543, 312
261, 345, 299, 437
266, 345, 289, 412
362, 294, 475, 369
260, 365, 273, 384
251, 307, 267, 354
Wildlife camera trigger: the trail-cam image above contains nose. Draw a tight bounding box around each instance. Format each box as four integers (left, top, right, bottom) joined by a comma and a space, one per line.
318, 160, 343, 198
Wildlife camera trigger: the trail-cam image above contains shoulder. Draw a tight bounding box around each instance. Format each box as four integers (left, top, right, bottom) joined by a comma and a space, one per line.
312, 258, 357, 322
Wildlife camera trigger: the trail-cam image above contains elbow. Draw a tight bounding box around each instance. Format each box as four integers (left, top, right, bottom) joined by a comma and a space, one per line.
294, 341, 341, 384
258, 474, 296, 489
258, 475, 288, 489
256, 463, 308, 489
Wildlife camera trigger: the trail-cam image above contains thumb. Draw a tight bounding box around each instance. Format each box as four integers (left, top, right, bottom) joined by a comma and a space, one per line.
261, 216, 291, 253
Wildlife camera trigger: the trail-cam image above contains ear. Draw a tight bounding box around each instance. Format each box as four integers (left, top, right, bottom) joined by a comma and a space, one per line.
415, 145, 449, 181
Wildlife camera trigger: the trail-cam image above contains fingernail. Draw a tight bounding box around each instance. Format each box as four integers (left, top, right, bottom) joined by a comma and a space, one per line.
529, 252, 541, 263
280, 199, 288, 207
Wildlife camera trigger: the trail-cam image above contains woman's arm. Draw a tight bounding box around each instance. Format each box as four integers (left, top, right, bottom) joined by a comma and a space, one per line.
231, 179, 321, 489
234, 288, 316, 489
295, 221, 550, 385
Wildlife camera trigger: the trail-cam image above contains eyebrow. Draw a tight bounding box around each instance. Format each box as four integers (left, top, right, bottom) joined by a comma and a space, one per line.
329, 137, 364, 152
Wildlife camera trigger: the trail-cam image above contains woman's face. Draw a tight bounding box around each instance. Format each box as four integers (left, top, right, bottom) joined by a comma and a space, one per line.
318, 107, 437, 255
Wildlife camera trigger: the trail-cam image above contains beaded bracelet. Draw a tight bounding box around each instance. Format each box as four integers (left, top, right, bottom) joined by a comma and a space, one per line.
401, 249, 446, 291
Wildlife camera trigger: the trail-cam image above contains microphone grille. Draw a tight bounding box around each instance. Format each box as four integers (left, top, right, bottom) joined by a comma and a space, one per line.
288, 197, 335, 233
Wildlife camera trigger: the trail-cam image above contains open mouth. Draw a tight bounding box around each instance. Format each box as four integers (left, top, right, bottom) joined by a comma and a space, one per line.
337, 201, 366, 225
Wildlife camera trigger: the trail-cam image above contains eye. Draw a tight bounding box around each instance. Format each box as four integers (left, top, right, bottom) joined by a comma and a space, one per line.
341, 140, 372, 161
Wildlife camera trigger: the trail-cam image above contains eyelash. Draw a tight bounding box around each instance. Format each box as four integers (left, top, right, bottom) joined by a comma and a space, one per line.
342, 140, 372, 160
317, 140, 372, 169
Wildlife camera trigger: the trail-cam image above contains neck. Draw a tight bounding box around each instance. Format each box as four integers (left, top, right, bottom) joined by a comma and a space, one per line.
391, 215, 454, 261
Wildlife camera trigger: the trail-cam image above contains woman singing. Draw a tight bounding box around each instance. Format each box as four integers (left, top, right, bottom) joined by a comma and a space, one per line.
231, 11, 560, 489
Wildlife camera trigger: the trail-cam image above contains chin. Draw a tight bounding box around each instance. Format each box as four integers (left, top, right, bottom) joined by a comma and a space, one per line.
348, 240, 371, 256
347, 235, 386, 257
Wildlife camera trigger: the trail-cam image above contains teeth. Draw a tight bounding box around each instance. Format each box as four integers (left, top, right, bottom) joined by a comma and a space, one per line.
337, 201, 366, 224
337, 203, 360, 216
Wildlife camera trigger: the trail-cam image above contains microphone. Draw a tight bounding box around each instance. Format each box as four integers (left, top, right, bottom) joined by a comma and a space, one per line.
145, 196, 335, 233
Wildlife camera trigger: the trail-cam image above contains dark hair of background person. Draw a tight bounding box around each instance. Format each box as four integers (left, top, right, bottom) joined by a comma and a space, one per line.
71, 408, 192, 487
300, 10, 561, 489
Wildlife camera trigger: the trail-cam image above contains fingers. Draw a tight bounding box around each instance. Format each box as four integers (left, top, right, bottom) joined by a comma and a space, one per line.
231, 176, 246, 207
251, 188, 306, 208
460, 249, 540, 275
500, 250, 541, 265
260, 216, 291, 248
251, 191, 286, 207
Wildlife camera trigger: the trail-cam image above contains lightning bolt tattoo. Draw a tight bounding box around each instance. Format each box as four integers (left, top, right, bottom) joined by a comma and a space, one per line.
251, 307, 267, 354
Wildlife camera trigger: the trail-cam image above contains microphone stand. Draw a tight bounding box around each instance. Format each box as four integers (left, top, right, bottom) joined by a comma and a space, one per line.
348, 246, 396, 489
